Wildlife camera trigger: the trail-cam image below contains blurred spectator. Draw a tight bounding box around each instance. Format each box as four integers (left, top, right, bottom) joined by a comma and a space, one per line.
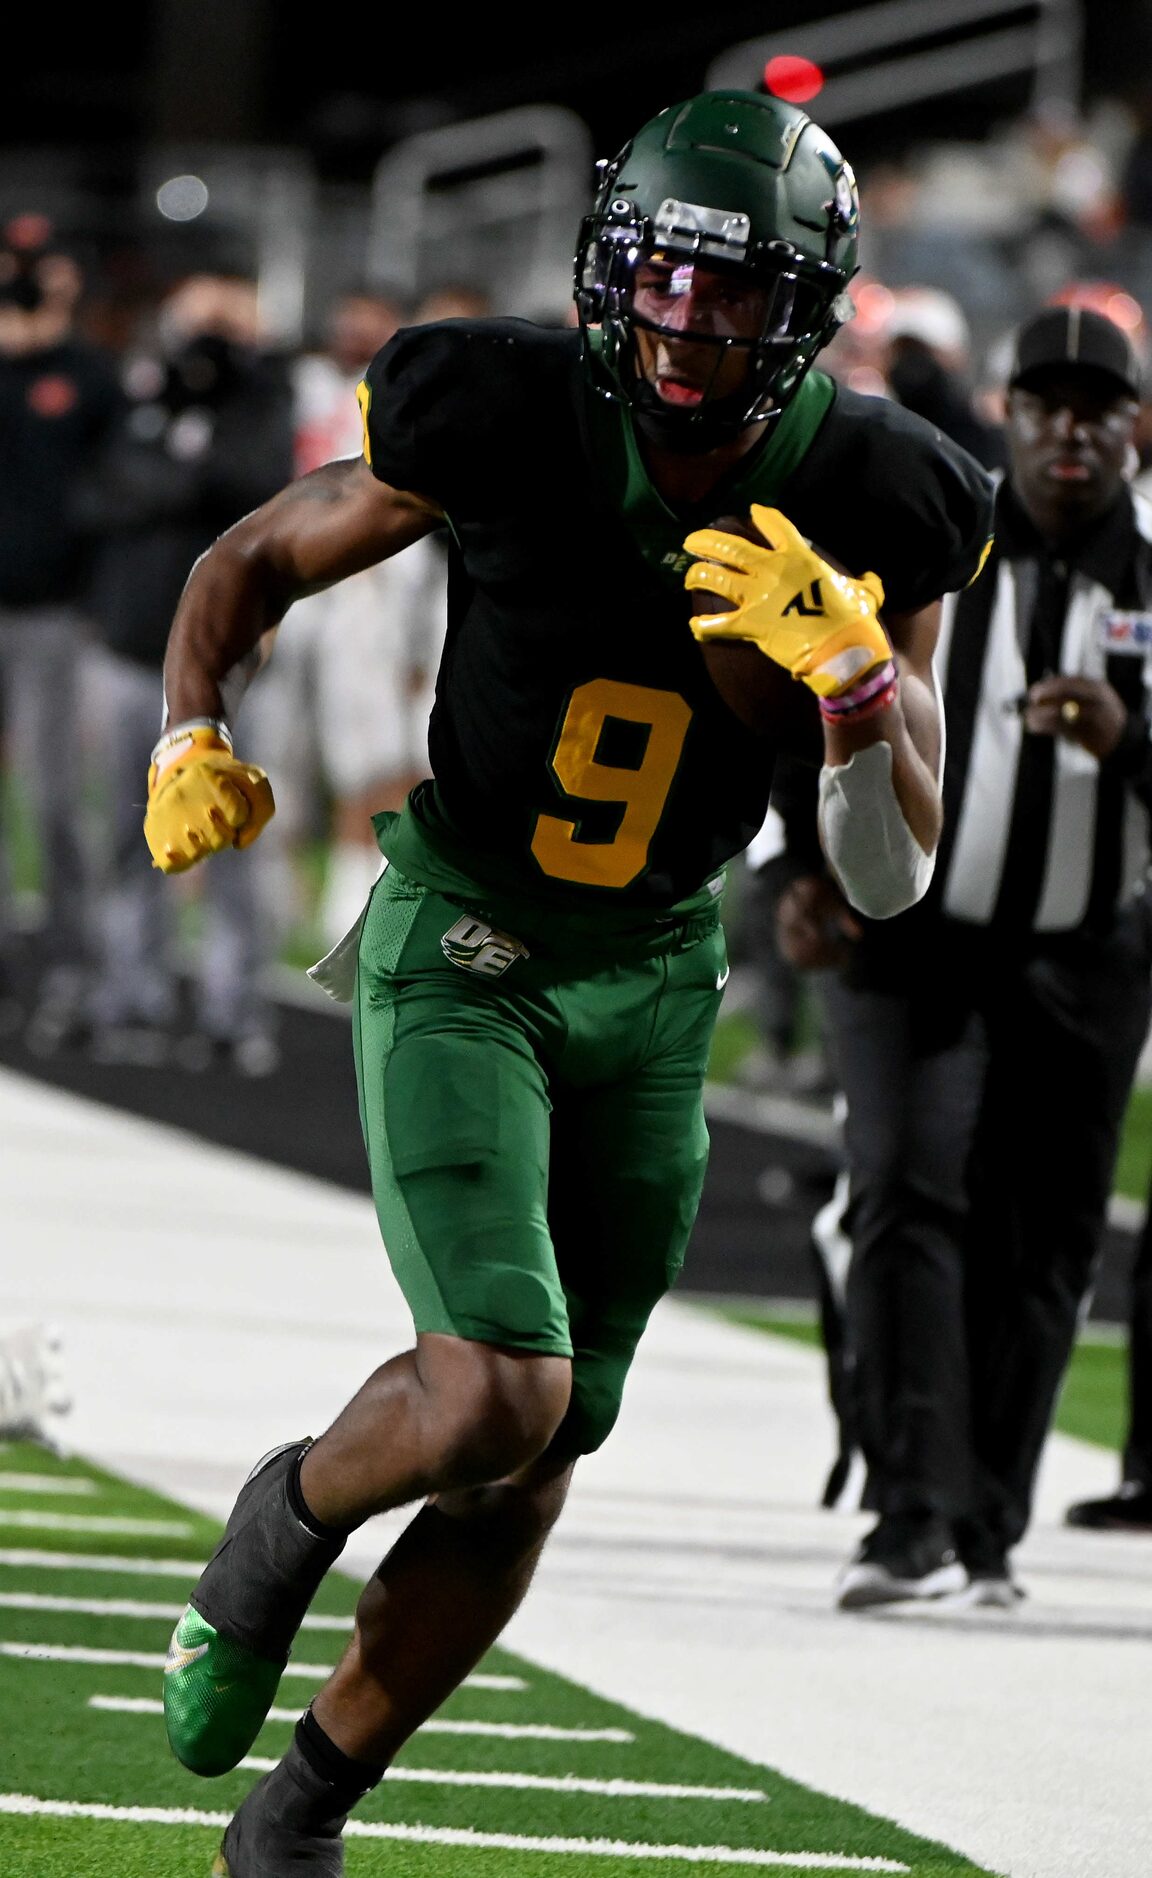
294, 287, 405, 476
779, 308, 1152, 1610
76, 272, 295, 1069
735, 809, 838, 1096
882, 288, 1005, 470
412, 283, 494, 324
270, 285, 480, 948
0, 215, 123, 1044
819, 275, 893, 399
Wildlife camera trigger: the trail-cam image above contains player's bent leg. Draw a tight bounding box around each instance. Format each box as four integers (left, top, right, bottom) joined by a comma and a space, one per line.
298, 1332, 573, 1527
313, 1448, 575, 1764
213, 1450, 575, 1875
165, 1439, 346, 1779
166, 1338, 570, 1778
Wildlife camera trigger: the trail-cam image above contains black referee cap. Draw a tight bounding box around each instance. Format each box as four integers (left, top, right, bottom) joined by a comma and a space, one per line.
1009, 305, 1143, 400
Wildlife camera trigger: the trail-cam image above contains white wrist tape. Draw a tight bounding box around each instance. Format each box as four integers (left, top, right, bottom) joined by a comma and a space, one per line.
818, 740, 936, 920
150, 717, 233, 777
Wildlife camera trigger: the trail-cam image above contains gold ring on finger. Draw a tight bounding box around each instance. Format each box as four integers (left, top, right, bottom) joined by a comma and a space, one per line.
1060, 698, 1081, 724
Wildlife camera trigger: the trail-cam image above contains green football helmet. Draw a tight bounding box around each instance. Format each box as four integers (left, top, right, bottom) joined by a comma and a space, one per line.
575, 90, 859, 446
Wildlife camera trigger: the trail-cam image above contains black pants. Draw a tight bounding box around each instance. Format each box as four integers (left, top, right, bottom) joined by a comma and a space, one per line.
822, 908, 1152, 1548
1123, 1177, 1152, 1485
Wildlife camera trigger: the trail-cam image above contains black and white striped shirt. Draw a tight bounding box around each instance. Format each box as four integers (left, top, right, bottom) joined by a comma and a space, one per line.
934, 482, 1152, 935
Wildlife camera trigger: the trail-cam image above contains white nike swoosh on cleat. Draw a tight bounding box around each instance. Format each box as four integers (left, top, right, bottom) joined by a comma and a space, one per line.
716, 965, 731, 990
164, 1640, 209, 1675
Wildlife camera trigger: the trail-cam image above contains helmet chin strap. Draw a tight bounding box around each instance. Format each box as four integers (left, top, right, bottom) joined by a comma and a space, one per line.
632, 391, 777, 455
627, 339, 779, 455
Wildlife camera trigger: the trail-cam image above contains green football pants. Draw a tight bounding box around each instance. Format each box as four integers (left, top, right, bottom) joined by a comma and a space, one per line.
353, 864, 725, 1455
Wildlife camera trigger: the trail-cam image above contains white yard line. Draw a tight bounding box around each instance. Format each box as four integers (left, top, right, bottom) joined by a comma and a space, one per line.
1, 1641, 523, 1690
0, 1592, 185, 1619
0, 1473, 98, 1495
10, 1066, 1152, 1877
0, 1642, 339, 1677
89, 1694, 633, 1742
0, 1796, 908, 1870
240, 1755, 764, 1802
457, 1674, 526, 1692
0, 1511, 194, 1536
411, 1718, 633, 1744
0, 1590, 357, 1630
0, 1549, 203, 1577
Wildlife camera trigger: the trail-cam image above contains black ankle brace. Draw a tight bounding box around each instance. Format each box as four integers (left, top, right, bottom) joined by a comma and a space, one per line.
287, 1450, 350, 1544
295, 1710, 385, 1809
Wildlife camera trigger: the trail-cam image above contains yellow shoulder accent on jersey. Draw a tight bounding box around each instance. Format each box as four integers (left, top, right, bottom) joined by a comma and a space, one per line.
966, 534, 994, 586
356, 378, 372, 466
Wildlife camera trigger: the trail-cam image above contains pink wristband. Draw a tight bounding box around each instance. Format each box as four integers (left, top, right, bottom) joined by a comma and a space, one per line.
820, 679, 899, 727
820, 658, 897, 715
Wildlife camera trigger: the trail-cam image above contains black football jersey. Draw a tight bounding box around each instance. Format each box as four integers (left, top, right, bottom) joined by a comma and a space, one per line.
360, 318, 993, 909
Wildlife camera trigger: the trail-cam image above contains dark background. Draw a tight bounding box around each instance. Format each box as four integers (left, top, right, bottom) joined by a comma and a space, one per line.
12, 1, 1152, 178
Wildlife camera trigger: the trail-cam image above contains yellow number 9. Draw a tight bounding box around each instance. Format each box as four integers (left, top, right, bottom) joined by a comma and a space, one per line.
531, 678, 692, 889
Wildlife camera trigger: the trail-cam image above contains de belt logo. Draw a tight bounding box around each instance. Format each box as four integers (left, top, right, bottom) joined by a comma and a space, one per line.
441, 915, 530, 977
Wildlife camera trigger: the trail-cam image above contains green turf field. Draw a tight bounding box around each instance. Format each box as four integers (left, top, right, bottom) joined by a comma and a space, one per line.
723, 1309, 1127, 1453
0, 1440, 1003, 1878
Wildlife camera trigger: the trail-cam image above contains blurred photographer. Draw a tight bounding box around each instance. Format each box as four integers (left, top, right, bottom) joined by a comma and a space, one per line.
0, 215, 122, 1041
77, 274, 294, 1067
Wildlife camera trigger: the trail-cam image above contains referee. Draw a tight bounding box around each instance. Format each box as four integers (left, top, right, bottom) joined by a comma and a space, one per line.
777, 305, 1152, 1608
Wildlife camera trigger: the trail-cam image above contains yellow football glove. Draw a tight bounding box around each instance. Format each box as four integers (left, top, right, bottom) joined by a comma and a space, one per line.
144, 723, 275, 874
684, 504, 890, 698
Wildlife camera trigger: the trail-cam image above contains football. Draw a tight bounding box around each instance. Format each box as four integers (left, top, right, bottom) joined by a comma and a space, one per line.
693, 514, 792, 736
692, 515, 851, 737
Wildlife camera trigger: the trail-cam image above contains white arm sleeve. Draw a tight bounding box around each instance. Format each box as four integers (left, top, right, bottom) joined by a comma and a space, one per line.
817, 668, 944, 921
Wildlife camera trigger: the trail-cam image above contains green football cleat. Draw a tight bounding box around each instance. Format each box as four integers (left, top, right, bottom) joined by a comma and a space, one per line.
162, 1439, 346, 1778
164, 1606, 285, 1779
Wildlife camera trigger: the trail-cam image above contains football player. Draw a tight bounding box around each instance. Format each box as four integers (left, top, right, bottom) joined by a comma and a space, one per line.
147, 92, 993, 1875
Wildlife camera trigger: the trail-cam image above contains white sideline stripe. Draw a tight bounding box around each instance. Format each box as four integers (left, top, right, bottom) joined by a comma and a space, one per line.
2, 1641, 524, 1691
0, 1511, 193, 1536
90, 1695, 633, 1742
241, 1753, 766, 1803
0, 1473, 98, 1496
0, 1549, 204, 1577
0, 1796, 911, 1869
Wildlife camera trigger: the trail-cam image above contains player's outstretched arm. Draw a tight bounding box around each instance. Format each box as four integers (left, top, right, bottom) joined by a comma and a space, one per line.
146, 460, 441, 874
684, 504, 944, 918
163, 457, 441, 724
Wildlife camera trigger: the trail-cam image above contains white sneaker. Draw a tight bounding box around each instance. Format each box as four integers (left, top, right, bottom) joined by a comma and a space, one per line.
837, 1514, 967, 1610
0, 1324, 72, 1446
942, 1572, 1026, 1612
